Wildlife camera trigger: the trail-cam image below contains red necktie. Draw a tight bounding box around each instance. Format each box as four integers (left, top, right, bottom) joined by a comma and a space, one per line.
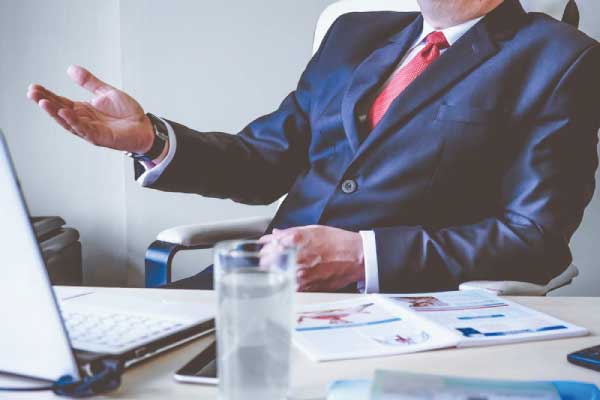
368, 31, 450, 130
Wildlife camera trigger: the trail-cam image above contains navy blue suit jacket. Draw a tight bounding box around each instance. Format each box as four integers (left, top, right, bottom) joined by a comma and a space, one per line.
141, 0, 600, 292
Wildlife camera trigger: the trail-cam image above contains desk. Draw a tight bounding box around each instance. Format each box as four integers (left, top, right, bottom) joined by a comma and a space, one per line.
2, 287, 599, 399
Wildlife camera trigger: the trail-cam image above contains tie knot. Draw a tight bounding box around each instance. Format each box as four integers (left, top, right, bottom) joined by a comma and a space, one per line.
426, 31, 449, 49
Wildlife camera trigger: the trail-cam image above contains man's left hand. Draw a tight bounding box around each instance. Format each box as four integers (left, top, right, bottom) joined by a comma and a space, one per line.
259, 225, 365, 292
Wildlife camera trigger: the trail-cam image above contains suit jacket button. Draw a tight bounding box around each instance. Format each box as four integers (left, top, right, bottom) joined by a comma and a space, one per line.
341, 179, 358, 194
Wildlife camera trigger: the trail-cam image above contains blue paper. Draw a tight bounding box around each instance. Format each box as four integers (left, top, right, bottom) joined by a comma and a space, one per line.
553, 381, 600, 400
326, 379, 371, 400
326, 378, 600, 400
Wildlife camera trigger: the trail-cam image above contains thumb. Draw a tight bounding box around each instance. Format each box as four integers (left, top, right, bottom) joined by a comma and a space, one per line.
67, 65, 113, 95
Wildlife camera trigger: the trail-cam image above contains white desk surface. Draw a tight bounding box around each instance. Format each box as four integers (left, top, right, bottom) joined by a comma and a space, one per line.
1, 287, 599, 399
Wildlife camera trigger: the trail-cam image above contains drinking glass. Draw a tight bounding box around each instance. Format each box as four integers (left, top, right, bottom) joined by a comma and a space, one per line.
214, 240, 296, 400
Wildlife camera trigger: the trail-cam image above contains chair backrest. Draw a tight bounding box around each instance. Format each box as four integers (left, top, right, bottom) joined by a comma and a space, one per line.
313, 0, 575, 55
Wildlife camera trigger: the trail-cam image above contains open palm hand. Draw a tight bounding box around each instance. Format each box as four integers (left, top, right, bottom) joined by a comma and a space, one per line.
27, 65, 154, 153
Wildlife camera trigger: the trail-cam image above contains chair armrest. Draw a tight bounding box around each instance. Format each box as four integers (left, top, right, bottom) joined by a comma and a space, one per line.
459, 264, 579, 296
145, 216, 273, 288
157, 216, 272, 247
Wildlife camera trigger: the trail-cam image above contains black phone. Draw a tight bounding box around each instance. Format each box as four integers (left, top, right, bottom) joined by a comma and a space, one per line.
567, 345, 600, 372
174, 340, 218, 385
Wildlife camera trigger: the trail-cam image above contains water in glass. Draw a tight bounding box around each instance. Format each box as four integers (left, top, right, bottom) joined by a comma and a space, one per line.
216, 241, 295, 400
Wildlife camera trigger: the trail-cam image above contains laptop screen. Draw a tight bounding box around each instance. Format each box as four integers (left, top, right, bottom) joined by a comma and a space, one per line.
0, 131, 80, 381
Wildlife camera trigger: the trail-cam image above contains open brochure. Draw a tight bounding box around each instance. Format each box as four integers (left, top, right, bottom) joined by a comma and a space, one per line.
294, 290, 588, 361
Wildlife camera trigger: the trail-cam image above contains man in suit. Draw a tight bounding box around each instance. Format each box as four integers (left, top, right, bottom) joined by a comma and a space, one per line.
28, 0, 600, 293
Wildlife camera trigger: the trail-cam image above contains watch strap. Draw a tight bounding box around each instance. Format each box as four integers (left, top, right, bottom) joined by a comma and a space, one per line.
141, 113, 169, 161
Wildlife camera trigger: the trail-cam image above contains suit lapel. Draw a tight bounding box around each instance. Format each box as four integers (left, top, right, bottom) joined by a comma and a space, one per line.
341, 15, 423, 153
348, 0, 527, 166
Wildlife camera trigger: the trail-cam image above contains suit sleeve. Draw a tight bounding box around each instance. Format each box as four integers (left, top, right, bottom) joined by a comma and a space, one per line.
375, 44, 600, 293
134, 22, 340, 206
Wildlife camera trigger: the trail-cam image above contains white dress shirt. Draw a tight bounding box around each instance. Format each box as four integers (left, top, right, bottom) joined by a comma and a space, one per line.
137, 15, 483, 293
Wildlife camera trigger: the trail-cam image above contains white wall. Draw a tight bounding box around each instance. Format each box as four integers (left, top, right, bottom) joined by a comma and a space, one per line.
0, 0, 127, 286
2, 0, 599, 294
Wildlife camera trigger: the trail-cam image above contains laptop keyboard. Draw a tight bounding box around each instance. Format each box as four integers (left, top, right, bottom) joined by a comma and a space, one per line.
62, 309, 186, 354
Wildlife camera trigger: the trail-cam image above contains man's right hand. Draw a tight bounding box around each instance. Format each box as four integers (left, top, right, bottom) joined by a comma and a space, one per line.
27, 65, 155, 154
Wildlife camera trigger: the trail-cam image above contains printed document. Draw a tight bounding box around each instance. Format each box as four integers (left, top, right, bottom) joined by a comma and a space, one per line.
294, 290, 587, 361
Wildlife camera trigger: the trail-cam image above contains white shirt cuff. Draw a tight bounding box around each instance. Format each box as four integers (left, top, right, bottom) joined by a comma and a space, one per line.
136, 117, 177, 187
359, 230, 379, 294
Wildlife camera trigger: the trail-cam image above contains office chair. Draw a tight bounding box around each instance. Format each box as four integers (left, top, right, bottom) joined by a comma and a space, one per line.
145, 0, 581, 295
33, 216, 83, 286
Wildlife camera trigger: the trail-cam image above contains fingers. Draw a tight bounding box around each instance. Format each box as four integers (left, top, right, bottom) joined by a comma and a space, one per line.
28, 84, 77, 133
297, 269, 310, 291
259, 229, 304, 254
260, 227, 324, 270
67, 65, 112, 95
27, 84, 47, 103
296, 268, 323, 292
38, 99, 74, 133
270, 228, 305, 247
26, 81, 105, 145
27, 84, 74, 109
259, 227, 325, 290
258, 234, 274, 244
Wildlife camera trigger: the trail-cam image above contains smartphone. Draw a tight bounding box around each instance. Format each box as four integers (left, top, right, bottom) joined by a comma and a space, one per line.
174, 340, 218, 384
567, 345, 600, 372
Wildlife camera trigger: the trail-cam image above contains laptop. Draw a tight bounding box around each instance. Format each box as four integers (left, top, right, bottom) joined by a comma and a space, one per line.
0, 130, 214, 382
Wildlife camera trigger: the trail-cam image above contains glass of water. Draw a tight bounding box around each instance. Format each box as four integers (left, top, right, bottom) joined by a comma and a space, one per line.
214, 240, 296, 400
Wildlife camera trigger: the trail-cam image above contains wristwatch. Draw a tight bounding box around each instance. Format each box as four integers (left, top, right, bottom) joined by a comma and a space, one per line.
128, 113, 169, 162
